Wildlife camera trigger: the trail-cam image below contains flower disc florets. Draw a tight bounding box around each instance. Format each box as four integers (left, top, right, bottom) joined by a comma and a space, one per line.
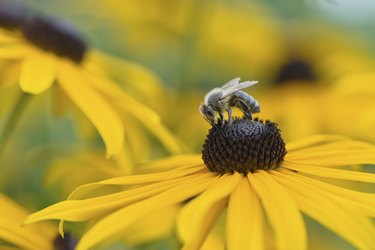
202, 118, 286, 174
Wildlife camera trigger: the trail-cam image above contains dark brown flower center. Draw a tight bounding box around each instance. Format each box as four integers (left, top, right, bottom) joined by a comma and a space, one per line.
202, 118, 286, 174
0, 1, 87, 63
22, 15, 87, 63
0, 0, 29, 29
53, 233, 77, 250
275, 59, 316, 84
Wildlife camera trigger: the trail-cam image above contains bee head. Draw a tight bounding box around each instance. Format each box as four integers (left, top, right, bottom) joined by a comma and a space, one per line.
199, 104, 215, 124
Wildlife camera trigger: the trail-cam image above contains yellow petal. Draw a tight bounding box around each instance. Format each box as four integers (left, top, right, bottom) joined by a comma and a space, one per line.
284, 162, 375, 183
0, 46, 27, 59
178, 173, 240, 249
75, 173, 217, 250
226, 177, 264, 250
138, 154, 203, 173
286, 149, 375, 167
248, 170, 307, 250
0, 29, 23, 43
286, 135, 349, 152
272, 170, 375, 249
83, 70, 181, 154
19, 49, 56, 94
201, 231, 225, 250
0, 217, 53, 250
57, 60, 124, 158
278, 169, 375, 215
86, 50, 167, 107
0, 194, 55, 250
25, 172, 213, 224
182, 199, 226, 250
122, 205, 180, 244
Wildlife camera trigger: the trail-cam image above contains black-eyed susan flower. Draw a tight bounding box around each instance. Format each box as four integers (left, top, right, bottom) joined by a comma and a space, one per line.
25, 115, 375, 249
0, 2, 180, 157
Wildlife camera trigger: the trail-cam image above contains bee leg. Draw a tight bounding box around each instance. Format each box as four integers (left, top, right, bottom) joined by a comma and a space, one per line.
228, 107, 233, 125
219, 112, 225, 126
244, 111, 252, 120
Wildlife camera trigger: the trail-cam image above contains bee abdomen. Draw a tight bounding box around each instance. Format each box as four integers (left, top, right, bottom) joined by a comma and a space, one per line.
231, 91, 260, 113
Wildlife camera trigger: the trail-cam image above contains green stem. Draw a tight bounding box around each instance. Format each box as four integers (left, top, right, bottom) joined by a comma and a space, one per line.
0, 91, 32, 154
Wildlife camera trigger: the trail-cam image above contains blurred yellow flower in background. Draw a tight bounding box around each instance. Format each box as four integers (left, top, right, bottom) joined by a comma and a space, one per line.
0, 193, 59, 250
0, 1, 180, 158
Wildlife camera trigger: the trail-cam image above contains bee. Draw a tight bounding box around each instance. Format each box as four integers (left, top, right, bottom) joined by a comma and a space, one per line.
199, 77, 260, 125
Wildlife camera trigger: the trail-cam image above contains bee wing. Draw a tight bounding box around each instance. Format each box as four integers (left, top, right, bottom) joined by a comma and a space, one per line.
221, 77, 241, 89
220, 80, 258, 100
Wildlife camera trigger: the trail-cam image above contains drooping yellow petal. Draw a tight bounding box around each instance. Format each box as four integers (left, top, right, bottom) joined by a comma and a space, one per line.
85, 50, 167, 109
272, 170, 375, 249
226, 177, 264, 250
284, 162, 375, 183
57, 60, 124, 158
19, 49, 56, 94
248, 170, 307, 250
277, 169, 375, 216
178, 173, 240, 249
25, 172, 213, 224
75, 173, 217, 250
82, 70, 181, 154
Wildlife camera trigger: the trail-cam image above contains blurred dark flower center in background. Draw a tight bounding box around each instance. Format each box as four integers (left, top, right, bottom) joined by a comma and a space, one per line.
275, 59, 316, 84
202, 118, 286, 174
0, 0, 29, 29
53, 233, 78, 250
22, 15, 87, 63
0, 0, 87, 63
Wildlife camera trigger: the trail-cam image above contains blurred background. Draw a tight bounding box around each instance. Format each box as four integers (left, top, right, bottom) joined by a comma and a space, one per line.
0, 0, 375, 249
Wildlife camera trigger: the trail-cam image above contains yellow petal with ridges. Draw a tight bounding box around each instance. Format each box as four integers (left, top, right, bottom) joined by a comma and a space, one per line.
25, 172, 213, 225
19, 49, 56, 94
178, 173, 240, 249
227, 177, 264, 250
248, 170, 307, 250
57, 60, 124, 158
284, 162, 375, 183
66, 165, 207, 200
75, 173, 217, 250
277, 169, 375, 214
272, 170, 375, 249
286, 149, 375, 167
286, 135, 348, 152
56, 167, 206, 219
